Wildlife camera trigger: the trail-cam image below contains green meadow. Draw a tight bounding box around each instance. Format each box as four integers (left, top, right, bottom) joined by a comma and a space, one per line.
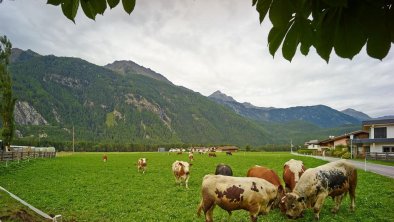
0, 152, 393, 222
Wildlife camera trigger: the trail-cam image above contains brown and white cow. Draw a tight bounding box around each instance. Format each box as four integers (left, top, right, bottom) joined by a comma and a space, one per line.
137, 158, 147, 174
284, 160, 357, 220
215, 163, 233, 176
208, 152, 216, 157
197, 175, 278, 222
172, 160, 192, 188
189, 152, 194, 162
247, 165, 285, 211
283, 159, 306, 192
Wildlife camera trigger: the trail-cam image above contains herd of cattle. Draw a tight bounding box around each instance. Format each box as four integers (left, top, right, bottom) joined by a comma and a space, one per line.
133, 155, 357, 221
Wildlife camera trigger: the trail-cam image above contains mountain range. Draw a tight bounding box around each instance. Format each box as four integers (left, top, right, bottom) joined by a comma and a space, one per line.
208, 90, 364, 128
4, 48, 379, 147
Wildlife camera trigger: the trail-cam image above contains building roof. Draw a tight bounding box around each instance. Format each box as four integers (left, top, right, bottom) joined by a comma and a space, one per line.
318, 130, 369, 144
305, 140, 319, 145
362, 118, 394, 126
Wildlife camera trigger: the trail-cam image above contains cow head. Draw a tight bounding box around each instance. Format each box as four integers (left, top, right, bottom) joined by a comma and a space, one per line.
179, 162, 191, 175
284, 193, 306, 219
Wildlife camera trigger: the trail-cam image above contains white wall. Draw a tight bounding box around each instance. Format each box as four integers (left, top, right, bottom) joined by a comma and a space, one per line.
387, 125, 394, 138
370, 143, 394, 152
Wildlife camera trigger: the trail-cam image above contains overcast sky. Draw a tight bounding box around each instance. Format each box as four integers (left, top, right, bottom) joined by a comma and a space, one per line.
1, 0, 393, 117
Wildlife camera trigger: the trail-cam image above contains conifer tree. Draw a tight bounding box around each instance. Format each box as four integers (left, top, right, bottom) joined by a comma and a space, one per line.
0, 35, 16, 151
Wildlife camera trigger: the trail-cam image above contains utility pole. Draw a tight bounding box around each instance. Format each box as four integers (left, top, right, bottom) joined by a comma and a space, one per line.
72, 125, 75, 152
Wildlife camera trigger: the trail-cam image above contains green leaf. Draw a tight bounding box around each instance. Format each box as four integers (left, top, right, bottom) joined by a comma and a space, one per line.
269, 0, 294, 27
315, 9, 338, 63
299, 18, 314, 56
47, 0, 63, 6
61, 0, 80, 22
80, 0, 96, 20
268, 24, 290, 57
282, 21, 300, 61
255, 0, 272, 24
122, 0, 136, 14
91, 0, 107, 15
107, 0, 120, 9
252, 0, 258, 6
366, 24, 391, 60
333, 12, 366, 59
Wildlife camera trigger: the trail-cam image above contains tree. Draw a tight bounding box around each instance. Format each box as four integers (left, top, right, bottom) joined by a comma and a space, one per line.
44, 0, 393, 62
0, 35, 16, 151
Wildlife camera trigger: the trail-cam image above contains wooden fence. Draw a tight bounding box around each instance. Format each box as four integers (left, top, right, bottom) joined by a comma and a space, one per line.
365, 152, 394, 161
0, 151, 56, 162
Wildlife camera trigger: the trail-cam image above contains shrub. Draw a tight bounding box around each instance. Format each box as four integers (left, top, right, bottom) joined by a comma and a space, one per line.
297, 149, 314, 155
342, 152, 351, 159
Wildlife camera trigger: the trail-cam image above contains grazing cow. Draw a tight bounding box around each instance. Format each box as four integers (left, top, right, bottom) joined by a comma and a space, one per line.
284, 160, 357, 220
197, 175, 278, 222
208, 152, 216, 157
189, 152, 194, 162
102, 154, 107, 162
226, 151, 232, 156
177, 151, 183, 155
215, 164, 233, 176
247, 165, 285, 211
172, 161, 192, 188
137, 158, 147, 174
283, 159, 306, 192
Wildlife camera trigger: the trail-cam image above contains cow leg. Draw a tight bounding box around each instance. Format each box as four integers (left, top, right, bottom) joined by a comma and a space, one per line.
185, 176, 189, 189
204, 202, 215, 222
349, 170, 357, 212
313, 193, 327, 220
248, 204, 261, 222
331, 194, 344, 213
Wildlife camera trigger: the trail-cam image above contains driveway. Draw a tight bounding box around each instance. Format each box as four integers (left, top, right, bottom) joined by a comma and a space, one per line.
292, 153, 394, 179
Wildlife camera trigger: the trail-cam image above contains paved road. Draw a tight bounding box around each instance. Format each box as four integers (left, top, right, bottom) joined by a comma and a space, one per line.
292, 153, 394, 179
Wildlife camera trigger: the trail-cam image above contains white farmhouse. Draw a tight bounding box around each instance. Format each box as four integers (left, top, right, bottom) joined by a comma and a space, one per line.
353, 118, 394, 153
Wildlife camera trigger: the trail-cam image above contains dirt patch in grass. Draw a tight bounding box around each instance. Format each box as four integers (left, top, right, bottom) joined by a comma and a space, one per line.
0, 191, 52, 222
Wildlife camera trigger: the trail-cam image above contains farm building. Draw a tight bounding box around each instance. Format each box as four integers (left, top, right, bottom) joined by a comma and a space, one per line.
157, 147, 166, 152
216, 146, 238, 152
305, 139, 320, 150
318, 130, 369, 149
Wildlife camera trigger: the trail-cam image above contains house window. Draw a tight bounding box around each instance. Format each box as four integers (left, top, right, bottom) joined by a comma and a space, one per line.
365, 146, 370, 153
374, 127, 387, 138
382, 146, 394, 152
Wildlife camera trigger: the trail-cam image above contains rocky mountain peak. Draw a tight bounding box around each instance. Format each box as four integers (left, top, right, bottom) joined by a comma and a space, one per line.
209, 90, 237, 102
11, 48, 41, 63
104, 60, 172, 84
341, 108, 371, 121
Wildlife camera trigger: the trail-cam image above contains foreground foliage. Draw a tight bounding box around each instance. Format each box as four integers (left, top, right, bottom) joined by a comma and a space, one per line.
0, 152, 393, 221
43, 0, 393, 62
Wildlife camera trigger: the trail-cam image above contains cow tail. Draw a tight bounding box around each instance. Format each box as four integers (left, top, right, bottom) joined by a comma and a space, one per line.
197, 199, 203, 217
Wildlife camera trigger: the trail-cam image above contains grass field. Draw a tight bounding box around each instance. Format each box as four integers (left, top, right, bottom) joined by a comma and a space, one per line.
0, 152, 393, 222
